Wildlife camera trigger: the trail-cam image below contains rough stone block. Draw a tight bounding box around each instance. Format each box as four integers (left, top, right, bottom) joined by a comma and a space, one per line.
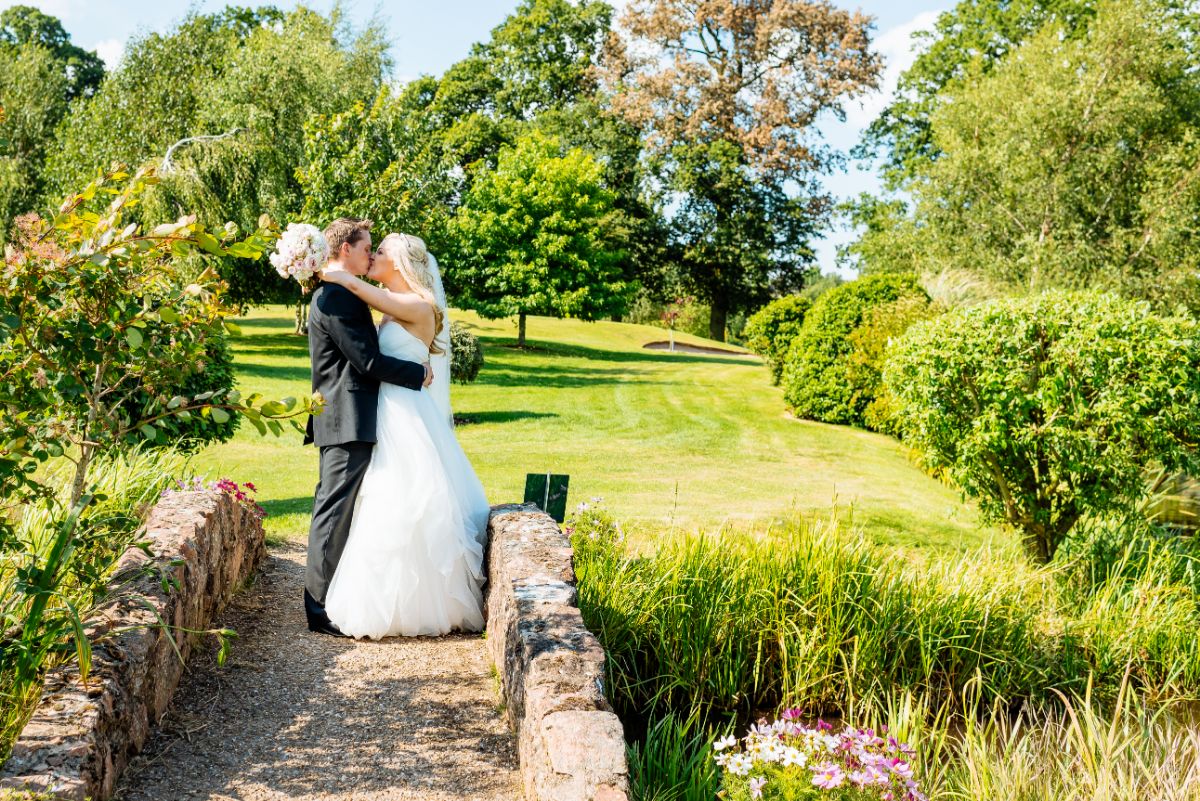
485, 503, 630, 801
0, 491, 264, 800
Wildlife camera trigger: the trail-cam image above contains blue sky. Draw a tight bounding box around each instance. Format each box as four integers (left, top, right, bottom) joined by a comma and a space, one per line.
2, 0, 949, 275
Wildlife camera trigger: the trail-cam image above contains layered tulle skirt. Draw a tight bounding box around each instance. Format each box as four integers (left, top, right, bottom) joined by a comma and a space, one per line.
325, 382, 489, 639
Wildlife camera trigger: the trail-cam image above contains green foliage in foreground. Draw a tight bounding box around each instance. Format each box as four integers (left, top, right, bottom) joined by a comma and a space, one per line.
886, 291, 1200, 564
573, 505, 1200, 799
573, 504, 1200, 726
0, 448, 189, 760
782, 273, 926, 426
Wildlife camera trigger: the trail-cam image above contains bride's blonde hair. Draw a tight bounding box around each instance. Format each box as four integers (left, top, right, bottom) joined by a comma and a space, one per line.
379, 233, 446, 355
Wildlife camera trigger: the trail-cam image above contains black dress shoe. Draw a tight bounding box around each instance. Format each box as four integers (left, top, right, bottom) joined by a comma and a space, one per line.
308, 617, 349, 638
303, 589, 348, 638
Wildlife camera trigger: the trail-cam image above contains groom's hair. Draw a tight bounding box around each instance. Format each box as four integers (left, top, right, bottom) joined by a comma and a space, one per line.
324, 217, 374, 259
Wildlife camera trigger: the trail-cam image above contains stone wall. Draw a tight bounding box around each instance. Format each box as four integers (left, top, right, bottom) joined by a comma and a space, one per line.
1, 490, 265, 800
485, 503, 630, 801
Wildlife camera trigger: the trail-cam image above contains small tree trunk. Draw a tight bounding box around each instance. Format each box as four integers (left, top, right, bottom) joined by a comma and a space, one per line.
708, 300, 728, 343
295, 302, 309, 335
70, 444, 92, 509
517, 313, 527, 347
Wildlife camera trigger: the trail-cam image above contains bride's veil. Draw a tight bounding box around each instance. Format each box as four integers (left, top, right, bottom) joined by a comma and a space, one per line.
427, 251, 454, 427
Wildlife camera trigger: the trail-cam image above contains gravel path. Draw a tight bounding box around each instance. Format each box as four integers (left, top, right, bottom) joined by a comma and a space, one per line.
115, 540, 520, 801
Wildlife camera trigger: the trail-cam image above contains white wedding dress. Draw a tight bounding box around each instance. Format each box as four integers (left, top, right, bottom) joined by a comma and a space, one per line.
325, 319, 489, 639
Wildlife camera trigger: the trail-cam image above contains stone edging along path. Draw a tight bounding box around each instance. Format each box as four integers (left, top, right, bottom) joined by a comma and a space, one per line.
1, 490, 265, 800
485, 504, 630, 801
2, 496, 629, 801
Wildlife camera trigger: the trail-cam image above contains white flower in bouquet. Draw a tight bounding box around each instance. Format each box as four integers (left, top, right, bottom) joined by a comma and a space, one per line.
269, 223, 328, 285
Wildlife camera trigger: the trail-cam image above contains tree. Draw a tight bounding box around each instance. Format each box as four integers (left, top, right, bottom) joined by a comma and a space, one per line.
853, 0, 1200, 310
885, 292, 1200, 564
0, 44, 67, 237
451, 131, 629, 346
300, 87, 455, 266
428, 0, 615, 173
45, 7, 390, 308
604, 0, 882, 340
423, 0, 673, 304
856, 0, 1097, 187
0, 5, 105, 100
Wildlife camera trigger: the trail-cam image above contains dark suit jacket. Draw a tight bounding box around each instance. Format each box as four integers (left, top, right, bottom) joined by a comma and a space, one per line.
303, 282, 425, 447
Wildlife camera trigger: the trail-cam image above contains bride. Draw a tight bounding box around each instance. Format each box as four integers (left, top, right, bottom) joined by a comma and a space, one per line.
319, 233, 489, 639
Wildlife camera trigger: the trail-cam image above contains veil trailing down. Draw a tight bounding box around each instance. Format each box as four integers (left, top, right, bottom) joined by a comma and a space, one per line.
322, 234, 489, 639
426, 252, 453, 428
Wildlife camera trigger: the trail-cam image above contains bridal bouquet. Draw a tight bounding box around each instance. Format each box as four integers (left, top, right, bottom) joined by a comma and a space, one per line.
269, 223, 327, 285
714, 711, 925, 801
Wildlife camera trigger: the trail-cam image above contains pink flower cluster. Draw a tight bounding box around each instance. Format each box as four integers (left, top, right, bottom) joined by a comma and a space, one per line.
269, 223, 327, 283
163, 477, 266, 520
713, 710, 924, 801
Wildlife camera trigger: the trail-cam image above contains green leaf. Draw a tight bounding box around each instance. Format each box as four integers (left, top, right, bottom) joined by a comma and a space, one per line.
195, 231, 224, 256
139, 423, 157, 441
223, 320, 243, 337
210, 408, 231, 424
158, 306, 180, 324
125, 327, 144, 349
167, 395, 185, 410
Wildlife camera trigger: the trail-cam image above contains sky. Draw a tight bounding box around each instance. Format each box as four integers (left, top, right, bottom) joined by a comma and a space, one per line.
1, 0, 949, 276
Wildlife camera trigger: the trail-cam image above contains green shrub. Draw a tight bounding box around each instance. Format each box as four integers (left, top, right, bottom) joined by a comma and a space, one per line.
121, 334, 240, 452
742, 295, 810, 385
782, 273, 925, 425
449, 321, 484, 385
846, 295, 939, 434
885, 291, 1200, 564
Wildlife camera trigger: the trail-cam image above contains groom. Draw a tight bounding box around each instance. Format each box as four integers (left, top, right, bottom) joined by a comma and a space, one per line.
302, 217, 432, 636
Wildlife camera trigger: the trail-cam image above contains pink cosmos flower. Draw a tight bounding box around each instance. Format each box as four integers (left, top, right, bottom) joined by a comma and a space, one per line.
748, 776, 767, 798
811, 763, 845, 789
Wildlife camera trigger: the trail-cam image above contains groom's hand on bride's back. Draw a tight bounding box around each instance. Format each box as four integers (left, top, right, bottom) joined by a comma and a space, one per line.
423, 361, 434, 387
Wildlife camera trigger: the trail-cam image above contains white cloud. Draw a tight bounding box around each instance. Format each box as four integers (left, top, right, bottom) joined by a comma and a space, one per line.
844, 9, 944, 131
91, 37, 124, 69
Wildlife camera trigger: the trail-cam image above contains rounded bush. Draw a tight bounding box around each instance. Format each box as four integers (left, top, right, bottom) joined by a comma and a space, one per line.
885, 291, 1200, 563
846, 295, 939, 434
449, 321, 485, 384
782, 273, 925, 425
743, 295, 811, 385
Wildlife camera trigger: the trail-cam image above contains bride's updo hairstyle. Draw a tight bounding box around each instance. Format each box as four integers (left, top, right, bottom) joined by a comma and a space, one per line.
380, 233, 447, 355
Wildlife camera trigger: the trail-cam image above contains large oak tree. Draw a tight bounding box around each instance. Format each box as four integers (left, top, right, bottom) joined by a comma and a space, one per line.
604, 0, 881, 340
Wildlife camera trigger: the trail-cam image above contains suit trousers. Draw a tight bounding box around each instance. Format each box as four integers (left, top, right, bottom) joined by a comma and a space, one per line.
306, 441, 373, 605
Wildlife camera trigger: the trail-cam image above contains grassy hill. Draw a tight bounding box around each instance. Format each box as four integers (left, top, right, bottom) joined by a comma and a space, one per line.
195, 306, 1002, 552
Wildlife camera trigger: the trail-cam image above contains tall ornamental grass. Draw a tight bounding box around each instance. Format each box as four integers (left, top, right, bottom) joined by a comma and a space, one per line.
0, 448, 189, 759
572, 506, 1200, 725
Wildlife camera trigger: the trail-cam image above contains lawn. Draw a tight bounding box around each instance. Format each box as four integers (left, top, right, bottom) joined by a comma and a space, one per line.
194, 305, 1002, 551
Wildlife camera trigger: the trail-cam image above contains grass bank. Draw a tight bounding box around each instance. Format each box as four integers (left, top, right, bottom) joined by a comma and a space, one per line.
197, 306, 997, 551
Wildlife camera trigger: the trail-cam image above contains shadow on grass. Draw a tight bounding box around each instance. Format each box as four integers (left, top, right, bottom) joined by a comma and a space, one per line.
453, 410, 558, 425
480, 337, 756, 368
261, 497, 314, 520
237, 362, 312, 383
